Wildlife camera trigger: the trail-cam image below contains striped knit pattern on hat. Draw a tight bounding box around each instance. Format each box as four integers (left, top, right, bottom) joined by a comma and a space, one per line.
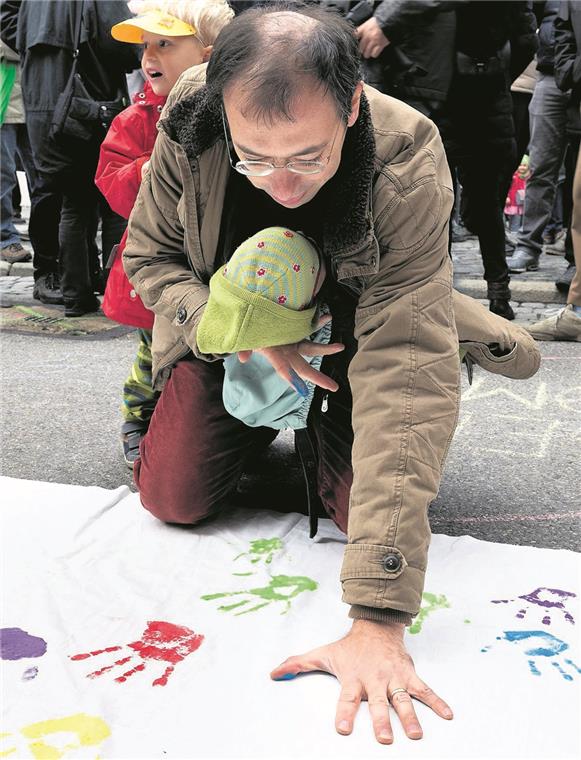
222, 227, 320, 311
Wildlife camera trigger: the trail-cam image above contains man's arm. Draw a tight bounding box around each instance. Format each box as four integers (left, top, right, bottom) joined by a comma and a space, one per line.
343, 117, 458, 623
507, 1, 539, 83
554, 1, 578, 93
372, 0, 452, 45
271, 111, 457, 744
0, 1, 20, 53
122, 134, 211, 358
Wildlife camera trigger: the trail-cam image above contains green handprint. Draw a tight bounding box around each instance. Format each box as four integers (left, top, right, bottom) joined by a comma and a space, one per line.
234, 538, 283, 567
201, 574, 318, 615
409, 592, 451, 634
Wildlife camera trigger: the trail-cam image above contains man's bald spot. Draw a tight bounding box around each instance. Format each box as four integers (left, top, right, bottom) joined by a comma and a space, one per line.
207, 3, 361, 125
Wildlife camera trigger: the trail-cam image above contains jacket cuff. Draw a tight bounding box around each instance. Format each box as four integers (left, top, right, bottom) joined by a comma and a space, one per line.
349, 605, 413, 626
340, 544, 425, 616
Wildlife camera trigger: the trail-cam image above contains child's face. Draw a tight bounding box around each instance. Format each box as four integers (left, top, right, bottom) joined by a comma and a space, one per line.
517, 163, 529, 177
141, 31, 210, 96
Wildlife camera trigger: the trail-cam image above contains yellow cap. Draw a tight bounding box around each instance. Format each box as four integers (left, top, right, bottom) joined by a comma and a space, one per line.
111, 10, 197, 44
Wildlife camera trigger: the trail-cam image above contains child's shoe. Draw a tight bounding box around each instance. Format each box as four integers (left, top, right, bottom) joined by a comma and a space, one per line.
121, 421, 148, 469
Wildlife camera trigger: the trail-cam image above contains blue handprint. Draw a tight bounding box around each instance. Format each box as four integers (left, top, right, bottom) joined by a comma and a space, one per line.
481, 630, 581, 681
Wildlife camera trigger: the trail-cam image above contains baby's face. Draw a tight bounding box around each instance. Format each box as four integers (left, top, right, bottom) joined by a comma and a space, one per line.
141, 31, 209, 96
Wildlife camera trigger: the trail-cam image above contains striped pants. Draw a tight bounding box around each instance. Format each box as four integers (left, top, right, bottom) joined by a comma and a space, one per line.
122, 329, 159, 424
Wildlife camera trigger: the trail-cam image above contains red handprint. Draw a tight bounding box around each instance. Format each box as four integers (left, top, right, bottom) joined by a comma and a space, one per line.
70, 621, 204, 687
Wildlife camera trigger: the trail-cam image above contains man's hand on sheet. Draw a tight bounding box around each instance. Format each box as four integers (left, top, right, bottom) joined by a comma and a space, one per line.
237, 331, 344, 397
270, 620, 453, 744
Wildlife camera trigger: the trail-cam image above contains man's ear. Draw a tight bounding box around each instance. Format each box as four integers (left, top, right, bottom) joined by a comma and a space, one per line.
347, 81, 364, 128
202, 45, 213, 63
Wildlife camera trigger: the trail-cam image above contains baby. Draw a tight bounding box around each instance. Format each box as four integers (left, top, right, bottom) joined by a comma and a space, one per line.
197, 226, 338, 430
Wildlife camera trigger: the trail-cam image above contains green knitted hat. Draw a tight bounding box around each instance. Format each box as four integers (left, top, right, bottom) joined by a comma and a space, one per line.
197, 227, 321, 354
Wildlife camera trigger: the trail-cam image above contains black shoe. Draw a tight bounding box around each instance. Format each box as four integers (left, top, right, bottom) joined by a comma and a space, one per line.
555, 263, 576, 293
33, 272, 64, 305
489, 299, 515, 321
121, 421, 148, 469
64, 294, 100, 318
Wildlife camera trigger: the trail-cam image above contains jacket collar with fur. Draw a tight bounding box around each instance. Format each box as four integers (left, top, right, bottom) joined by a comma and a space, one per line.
163, 85, 376, 261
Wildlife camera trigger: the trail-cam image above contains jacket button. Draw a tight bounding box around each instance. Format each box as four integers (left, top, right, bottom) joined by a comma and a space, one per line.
129, 289, 136, 299
382, 553, 402, 573
176, 306, 187, 324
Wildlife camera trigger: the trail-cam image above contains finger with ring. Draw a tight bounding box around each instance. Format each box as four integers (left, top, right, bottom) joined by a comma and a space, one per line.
388, 686, 423, 740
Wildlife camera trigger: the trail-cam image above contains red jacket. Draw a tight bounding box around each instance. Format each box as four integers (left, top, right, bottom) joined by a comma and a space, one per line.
96, 81, 166, 329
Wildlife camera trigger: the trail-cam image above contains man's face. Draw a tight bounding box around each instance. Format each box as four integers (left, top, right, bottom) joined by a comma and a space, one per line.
223, 83, 362, 208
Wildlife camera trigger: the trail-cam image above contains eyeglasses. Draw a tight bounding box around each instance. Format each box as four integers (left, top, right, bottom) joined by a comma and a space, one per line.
221, 106, 344, 177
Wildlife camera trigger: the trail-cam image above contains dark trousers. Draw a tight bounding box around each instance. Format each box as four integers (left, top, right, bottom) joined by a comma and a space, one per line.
456, 156, 513, 285
38, 168, 125, 302
134, 353, 353, 534
29, 171, 61, 281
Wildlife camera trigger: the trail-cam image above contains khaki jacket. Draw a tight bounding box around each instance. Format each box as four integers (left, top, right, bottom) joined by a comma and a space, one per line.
124, 66, 540, 621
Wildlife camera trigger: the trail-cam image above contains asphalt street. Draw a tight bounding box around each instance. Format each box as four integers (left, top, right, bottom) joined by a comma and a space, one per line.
1, 329, 579, 552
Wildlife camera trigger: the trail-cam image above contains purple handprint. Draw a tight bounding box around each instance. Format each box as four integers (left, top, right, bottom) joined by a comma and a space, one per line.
0, 627, 47, 681
491, 587, 576, 625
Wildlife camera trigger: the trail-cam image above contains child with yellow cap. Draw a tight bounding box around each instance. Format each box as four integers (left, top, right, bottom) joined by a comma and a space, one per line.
96, 0, 233, 467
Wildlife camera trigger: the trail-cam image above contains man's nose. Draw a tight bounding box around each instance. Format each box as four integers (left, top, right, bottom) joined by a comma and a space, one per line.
267, 169, 300, 201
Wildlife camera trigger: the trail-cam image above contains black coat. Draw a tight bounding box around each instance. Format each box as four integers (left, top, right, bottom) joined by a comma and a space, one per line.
16, 0, 140, 174
535, 1, 561, 74
320, 0, 456, 103
554, 0, 581, 136
439, 1, 538, 164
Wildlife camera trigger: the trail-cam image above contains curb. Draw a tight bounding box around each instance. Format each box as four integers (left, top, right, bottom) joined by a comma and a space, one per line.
2, 265, 568, 306
454, 277, 567, 305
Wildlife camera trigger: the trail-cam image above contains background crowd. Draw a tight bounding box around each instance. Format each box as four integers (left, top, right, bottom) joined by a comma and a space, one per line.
1, 0, 581, 465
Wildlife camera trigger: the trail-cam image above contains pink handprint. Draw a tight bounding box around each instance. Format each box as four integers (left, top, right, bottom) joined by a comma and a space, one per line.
491, 587, 576, 626
70, 621, 204, 687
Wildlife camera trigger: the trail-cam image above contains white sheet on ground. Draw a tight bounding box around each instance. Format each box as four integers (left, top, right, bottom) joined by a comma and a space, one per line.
1, 476, 579, 760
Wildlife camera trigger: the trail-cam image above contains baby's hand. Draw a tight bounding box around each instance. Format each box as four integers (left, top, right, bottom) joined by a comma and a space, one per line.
141, 160, 150, 179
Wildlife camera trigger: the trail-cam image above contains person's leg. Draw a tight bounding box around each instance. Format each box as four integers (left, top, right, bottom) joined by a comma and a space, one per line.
134, 355, 277, 524
121, 329, 159, 467
527, 141, 581, 340
0, 124, 23, 250
59, 169, 100, 312
28, 171, 62, 282
511, 91, 532, 172
14, 123, 60, 292
509, 74, 569, 269
566, 140, 581, 308
459, 156, 514, 320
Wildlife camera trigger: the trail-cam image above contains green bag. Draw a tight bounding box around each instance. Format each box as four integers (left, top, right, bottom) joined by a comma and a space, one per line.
0, 60, 17, 126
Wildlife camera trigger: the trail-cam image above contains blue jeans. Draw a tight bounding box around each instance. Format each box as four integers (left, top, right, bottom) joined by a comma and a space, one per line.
518, 74, 569, 257
0, 123, 34, 248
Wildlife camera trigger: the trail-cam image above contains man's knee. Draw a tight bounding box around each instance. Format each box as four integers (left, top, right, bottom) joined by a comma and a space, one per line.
133, 456, 220, 525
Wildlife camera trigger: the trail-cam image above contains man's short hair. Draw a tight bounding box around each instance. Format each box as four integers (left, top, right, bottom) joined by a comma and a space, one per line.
206, 2, 362, 124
